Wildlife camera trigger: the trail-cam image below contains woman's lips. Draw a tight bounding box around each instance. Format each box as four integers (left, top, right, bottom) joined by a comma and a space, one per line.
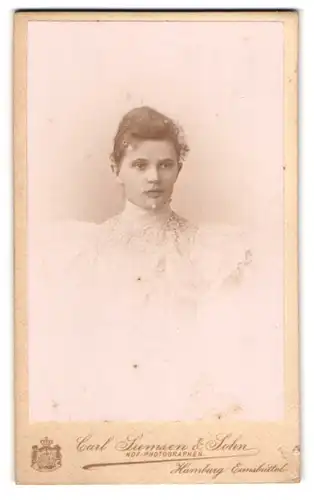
144, 190, 163, 198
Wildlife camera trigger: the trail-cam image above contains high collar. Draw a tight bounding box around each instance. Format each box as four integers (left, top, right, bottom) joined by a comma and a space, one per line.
119, 200, 173, 230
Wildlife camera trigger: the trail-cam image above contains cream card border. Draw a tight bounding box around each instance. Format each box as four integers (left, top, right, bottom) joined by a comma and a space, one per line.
14, 10, 299, 484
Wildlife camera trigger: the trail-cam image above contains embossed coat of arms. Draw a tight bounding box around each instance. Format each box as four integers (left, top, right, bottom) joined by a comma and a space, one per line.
31, 437, 62, 472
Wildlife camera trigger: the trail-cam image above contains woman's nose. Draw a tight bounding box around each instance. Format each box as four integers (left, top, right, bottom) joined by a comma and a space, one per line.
146, 165, 159, 182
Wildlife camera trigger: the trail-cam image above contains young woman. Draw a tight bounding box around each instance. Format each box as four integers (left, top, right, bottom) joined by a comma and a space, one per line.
31, 107, 280, 422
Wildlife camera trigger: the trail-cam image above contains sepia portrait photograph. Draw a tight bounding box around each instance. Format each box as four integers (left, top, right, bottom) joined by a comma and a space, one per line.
14, 10, 299, 484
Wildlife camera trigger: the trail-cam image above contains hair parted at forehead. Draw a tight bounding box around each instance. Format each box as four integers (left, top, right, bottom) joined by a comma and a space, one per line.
110, 106, 189, 170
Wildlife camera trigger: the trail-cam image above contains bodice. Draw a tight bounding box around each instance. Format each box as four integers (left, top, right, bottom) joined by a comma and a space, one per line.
29, 210, 282, 422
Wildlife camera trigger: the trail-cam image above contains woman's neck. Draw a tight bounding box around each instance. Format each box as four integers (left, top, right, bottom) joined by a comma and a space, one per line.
120, 200, 173, 229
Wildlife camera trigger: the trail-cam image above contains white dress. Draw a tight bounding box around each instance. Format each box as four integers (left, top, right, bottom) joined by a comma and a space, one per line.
29, 203, 283, 422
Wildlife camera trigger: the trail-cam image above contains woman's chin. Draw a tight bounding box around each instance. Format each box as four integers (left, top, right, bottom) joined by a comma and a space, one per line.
146, 198, 169, 210
127, 196, 169, 211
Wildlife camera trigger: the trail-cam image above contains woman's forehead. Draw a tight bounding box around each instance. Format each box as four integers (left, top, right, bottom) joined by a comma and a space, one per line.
124, 139, 177, 159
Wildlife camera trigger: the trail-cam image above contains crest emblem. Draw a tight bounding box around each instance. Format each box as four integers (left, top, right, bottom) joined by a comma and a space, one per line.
31, 437, 62, 472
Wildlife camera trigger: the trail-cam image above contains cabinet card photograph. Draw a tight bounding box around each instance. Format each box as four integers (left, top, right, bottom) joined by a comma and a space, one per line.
14, 10, 299, 484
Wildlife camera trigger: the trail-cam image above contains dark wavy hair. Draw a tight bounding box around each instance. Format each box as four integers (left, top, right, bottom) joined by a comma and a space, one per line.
110, 106, 189, 171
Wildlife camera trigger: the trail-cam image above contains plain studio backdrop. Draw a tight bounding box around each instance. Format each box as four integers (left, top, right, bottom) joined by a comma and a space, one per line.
27, 20, 285, 420
27, 20, 284, 240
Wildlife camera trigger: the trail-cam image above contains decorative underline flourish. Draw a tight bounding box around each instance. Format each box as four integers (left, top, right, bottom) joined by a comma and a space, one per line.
82, 450, 260, 470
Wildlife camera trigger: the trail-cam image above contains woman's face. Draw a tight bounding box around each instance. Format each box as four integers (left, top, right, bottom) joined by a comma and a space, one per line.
116, 139, 180, 211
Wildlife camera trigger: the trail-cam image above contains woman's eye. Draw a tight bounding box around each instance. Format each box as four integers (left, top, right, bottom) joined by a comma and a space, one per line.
132, 161, 147, 170
159, 161, 174, 169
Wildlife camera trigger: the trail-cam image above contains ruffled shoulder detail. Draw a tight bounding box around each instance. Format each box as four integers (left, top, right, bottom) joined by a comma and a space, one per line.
190, 224, 253, 290
32, 220, 103, 287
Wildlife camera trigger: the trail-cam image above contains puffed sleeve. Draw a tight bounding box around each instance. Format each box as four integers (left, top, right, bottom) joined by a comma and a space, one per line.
190, 224, 253, 294
28, 220, 101, 421
31, 220, 102, 288
188, 225, 283, 421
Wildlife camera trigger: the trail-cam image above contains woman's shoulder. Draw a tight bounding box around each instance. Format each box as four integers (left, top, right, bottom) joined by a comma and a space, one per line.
36, 219, 103, 254
33, 219, 105, 283
192, 223, 253, 288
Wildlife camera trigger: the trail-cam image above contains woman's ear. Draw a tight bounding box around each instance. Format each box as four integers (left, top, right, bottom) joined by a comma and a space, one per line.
111, 165, 123, 185
111, 161, 121, 179
176, 162, 183, 179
